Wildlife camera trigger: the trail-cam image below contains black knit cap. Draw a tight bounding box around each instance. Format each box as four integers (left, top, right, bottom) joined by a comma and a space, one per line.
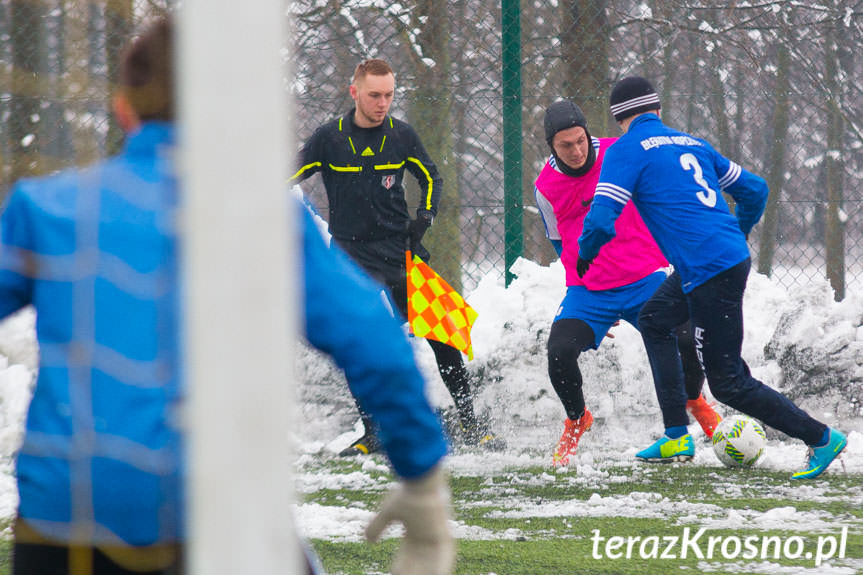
543, 100, 596, 176
544, 100, 588, 145
609, 76, 661, 122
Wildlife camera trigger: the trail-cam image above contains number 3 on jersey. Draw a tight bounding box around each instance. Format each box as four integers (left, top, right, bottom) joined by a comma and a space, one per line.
680, 152, 717, 208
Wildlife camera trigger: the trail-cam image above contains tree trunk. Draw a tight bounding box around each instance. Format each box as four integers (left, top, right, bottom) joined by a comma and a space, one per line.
659, 4, 676, 124
0, 1, 9, 196
732, 61, 745, 160
684, 35, 698, 133
9, 0, 46, 184
105, 0, 134, 155
758, 43, 790, 277
707, 50, 736, 213
507, 1, 552, 266
63, 0, 99, 167
405, 0, 462, 290
559, 0, 609, 134
42, 5, 70, 173
823, 23, 845, 301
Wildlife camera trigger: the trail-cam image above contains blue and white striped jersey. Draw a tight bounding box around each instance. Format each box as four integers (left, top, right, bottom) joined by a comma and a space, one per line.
578, 114, 768, 292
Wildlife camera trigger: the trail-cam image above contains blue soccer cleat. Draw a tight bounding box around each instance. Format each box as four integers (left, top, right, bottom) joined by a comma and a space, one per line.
791, 428, 847, 480
636, 434, 695, 463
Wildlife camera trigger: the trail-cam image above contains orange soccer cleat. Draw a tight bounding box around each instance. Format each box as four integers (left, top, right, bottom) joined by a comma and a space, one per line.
687, 394, 722, 439
552, 408, 594, 467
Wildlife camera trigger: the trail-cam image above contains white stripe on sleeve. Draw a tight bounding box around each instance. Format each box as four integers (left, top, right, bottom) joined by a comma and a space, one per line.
718, 161, 742, 190
594, 182, 632, 205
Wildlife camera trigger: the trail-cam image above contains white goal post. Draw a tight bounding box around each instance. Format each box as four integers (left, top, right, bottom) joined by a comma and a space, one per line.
178, 3, 298, 574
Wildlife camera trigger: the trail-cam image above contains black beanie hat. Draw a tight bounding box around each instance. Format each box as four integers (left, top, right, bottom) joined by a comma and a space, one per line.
544, 100, 588, 145
609, 76, 660, 122
543, 100, 596, 177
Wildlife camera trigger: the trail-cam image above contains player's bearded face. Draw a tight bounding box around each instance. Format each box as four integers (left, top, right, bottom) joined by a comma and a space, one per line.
351, 73, 395, 127
552, 126, 590, 170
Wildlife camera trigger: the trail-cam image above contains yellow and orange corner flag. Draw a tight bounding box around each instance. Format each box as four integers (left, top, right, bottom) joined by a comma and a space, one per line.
406, 250, 478, 360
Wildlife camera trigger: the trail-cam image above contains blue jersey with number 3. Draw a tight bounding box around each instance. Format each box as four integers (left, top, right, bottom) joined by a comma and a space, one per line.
578, 114, 768, 293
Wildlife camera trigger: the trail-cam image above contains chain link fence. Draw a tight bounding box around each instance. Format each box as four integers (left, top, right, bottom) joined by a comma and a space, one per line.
2, 1, 861, 298
292, 0, 863, 299
0, 1, 172, 189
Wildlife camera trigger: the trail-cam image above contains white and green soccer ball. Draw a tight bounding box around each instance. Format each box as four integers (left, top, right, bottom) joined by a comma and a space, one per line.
711, 415, 767, 468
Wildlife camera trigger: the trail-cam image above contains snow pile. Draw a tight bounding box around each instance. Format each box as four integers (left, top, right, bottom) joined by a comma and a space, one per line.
410, 260, 861, 454
764, 279, 863, 420
0, 309, 36, 523
291, 256, 863, 459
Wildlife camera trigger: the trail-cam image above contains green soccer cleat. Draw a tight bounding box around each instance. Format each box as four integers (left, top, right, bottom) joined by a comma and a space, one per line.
791, 428, 847, 480
636, 434, 695, 463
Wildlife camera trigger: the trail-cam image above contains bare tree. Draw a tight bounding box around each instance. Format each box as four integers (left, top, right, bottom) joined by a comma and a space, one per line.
559, 0, 609, 132
105, 0, 134, 154
9, 0, 46, 185
823, 18, 845, 300
404, 0, 462, 289
63, 0, 100, 167
758, 41, 791, 276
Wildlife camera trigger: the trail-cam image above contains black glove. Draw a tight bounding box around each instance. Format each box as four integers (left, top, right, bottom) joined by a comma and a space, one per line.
576, 255, 593, 278
408, 209, 434, 252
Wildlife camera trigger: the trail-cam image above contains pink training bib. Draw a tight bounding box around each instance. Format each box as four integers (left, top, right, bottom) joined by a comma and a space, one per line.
535, 137, 668, 290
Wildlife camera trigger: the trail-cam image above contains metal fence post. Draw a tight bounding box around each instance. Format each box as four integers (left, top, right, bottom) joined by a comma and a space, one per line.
502, 0, 523, 286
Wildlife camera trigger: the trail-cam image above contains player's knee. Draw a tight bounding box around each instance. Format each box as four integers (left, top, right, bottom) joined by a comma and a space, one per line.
706, 374, 746, 406
637, 306, 667, 339
705, 357, 755, 404
547, 333, 579, 366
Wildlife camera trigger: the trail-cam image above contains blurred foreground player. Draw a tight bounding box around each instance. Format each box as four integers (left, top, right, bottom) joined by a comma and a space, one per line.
1, 17, 454, 575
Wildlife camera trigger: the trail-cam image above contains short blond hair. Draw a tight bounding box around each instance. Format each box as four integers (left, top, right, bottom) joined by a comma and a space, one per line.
352, 58, 393, 84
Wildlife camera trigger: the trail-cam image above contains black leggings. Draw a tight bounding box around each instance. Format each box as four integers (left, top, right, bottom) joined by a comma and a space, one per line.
547, 318, 704, 420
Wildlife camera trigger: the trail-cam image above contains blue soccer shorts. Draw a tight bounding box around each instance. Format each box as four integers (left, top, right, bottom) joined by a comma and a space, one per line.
553, 269, 669, 349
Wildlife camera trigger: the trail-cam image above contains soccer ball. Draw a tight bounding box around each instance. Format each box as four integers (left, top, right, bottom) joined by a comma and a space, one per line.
711, 415, 767, 468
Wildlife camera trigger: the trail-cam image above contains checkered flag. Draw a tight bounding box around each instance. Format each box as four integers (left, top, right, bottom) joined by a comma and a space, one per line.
405, 251, 478, 360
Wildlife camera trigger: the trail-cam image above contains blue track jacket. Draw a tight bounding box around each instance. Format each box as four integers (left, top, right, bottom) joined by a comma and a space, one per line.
0, 122, 446, 548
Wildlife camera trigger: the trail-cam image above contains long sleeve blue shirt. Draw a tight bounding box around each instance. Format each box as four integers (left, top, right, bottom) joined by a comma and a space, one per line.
1, 123, 183, 546
579, 114, 768, 292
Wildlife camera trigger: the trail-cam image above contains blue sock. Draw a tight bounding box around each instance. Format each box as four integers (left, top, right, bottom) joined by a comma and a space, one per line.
813, 427, 830, 448
665, 425, 688, 439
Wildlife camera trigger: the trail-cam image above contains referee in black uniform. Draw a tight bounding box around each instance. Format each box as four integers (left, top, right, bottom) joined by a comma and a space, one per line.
294, 58, 502, 455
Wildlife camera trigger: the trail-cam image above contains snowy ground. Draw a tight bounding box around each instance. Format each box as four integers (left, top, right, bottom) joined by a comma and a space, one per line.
0, 255, 861, 556
295, 256, 863, 549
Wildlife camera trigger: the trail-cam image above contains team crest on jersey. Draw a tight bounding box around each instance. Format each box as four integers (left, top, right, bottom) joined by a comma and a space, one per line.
382, 175, 395, 189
